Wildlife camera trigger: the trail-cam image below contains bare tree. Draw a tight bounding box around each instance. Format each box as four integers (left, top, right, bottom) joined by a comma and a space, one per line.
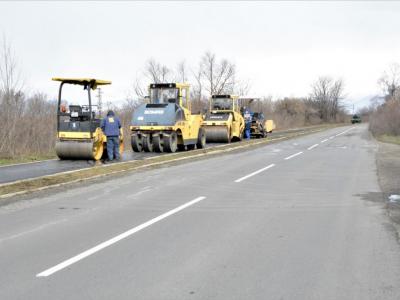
176, 60, 188, 82
0, 36, 23, 95
144, 58, 171, 83
234, 79, 252, 96
0, 37, 25, 157
0, 40, 57, 158
329, 78, 345, 120
378, 63, 400, 100
310, 76, 345, 121
132, 77, 147, 99
191, 64, 207, 113
200, 52, 236, 96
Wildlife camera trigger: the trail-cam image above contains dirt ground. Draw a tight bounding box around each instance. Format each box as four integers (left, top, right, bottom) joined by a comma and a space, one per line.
376, 141, 400, 228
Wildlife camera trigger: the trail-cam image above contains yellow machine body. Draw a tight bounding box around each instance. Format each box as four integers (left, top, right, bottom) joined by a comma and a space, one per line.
203, 95, 245, 143
265, 120, 276, 133
130, 83, 205, 152
54, 78, 124, 160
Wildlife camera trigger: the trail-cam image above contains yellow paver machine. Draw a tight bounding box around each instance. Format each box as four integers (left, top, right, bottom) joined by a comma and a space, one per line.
130, 83, 205, 152
54, 78, 123, 160
203, 95, 245, 143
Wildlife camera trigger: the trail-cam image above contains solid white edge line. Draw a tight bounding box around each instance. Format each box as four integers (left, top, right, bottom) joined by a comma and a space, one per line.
307, 144, 319, 150
36, 196, 206, 277
235, 164, 275, 183
335, 127, 355, 136
284, 151, 303, 160
321, 139, 329, 143
0, 159, 58, 168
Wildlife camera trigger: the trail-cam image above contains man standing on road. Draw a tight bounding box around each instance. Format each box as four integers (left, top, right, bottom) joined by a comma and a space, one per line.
243, 107, 253, 140
101, 110, 122, 162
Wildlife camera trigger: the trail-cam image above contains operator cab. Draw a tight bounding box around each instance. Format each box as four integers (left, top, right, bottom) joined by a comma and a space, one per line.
149, 83, 179, 105
53, 78, 111, 135
68, 105, 96, 121
148, 83, 190, 112
211, 95, 234, 111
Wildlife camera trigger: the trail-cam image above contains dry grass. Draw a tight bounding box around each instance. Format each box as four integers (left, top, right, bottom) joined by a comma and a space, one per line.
370, 99, 400, 137
377, 135, 400, 145
0, 154, 56, 166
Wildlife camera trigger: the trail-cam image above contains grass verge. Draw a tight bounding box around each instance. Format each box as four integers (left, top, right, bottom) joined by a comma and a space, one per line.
376, 134, 400, 146
0, 154, 56, 166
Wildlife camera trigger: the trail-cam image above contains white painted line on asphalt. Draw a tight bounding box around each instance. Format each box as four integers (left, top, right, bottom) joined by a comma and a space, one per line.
0, 159, 58, 168
284, 151, 303, 160
329, 136, 335, 139
321, 139, 329, 143
36, 196, 206, 277
307, 144, 319, 150
335, 127, 355, 137
234, 164, 275, 183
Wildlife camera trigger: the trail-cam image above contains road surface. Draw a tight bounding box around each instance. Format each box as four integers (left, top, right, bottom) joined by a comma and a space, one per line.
0, 128, 302, 185
0, 124, 399, 299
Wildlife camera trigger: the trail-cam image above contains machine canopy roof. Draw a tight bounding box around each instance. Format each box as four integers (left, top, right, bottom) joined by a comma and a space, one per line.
52, 78, 111, 90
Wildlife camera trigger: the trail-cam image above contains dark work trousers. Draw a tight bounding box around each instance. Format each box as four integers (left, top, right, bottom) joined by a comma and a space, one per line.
245, 123, 252, 139
106, 136, 120, 160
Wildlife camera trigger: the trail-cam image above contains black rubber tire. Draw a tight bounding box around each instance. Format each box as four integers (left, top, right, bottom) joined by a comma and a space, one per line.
239, 130, 244, 141
163, 132, 178, 153
262, 130, 268, 138
131, 134, 143, 152
177, 144, 186, 151
187, 144, 196, 150
196, 128, 206, 149
153, 135, 163, 152
143, 134, 153, 152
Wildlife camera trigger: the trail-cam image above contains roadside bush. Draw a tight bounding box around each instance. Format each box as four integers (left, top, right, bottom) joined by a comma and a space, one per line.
0, 92, 57, 158
369, 99, 400, 136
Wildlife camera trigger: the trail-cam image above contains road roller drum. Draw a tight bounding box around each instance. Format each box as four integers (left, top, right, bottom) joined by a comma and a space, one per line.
55, 140, 103, 160
204, 126, 230, 143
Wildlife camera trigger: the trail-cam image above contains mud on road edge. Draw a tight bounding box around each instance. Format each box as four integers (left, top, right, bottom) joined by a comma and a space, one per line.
0, 124, 342, 205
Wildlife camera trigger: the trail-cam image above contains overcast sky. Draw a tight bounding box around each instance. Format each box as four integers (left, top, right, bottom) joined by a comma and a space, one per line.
1, 1, 399, 109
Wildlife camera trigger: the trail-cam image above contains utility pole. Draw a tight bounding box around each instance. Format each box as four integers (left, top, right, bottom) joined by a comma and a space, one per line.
96, 88, 103, 117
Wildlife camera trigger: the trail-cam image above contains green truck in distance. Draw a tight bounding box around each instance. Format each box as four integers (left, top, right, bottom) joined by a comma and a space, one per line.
351, 114, 362, 124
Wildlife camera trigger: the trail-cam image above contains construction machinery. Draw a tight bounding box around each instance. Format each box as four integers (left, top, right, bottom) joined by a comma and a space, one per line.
130, 83, 205, 153
250, 112, 276, 138
239, 98, 276, 138
203, 95, 245, 143
54, 78, 124, 160
351, 114, 362, 124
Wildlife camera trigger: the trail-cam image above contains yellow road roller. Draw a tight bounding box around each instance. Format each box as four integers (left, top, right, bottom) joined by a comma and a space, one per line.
54, 78, 123, 160
203, 95, 245, 143
130, 83, 205, 153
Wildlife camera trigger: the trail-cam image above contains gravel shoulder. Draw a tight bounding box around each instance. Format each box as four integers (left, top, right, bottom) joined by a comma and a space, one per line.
376, 140, 400, 230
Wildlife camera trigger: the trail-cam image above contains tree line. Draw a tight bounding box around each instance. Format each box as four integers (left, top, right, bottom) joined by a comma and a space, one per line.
368, 63, 400, 137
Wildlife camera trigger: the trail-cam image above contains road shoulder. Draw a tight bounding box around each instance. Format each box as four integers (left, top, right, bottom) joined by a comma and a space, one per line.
376, 140, 400, 234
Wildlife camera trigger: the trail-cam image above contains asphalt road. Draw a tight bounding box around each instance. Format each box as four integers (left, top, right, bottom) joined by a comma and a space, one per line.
0, 129, 299, 185
0, 124, 399, 299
